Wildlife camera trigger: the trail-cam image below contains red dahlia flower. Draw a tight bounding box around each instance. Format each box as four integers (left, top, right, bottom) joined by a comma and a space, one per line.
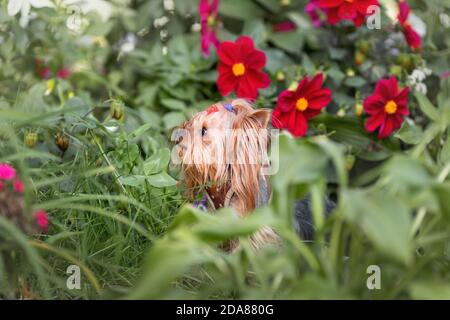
363, 76, 410, 139
199, 0, 220, 57
272, 73, 332, 137
217, 36, 271, 99
397, 1, 421, 49
318, 0, 379, 27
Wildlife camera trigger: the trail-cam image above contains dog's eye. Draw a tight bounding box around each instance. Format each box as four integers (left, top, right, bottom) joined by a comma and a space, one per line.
201, 127, 207, 136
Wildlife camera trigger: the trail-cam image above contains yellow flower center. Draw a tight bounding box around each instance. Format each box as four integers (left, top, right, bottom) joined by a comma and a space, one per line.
345, 0, 353, 3
207, 15, 216, 27
384, 100, 398, 114
232, 63, 246, 77
296, 98, 309, 111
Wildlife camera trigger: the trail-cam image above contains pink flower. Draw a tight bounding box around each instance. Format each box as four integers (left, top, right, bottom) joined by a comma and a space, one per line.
13, 179, 25, 193
273, 21, 297, 32
440, 71, 450, 80
34, 210, 49, 233
57, 67, 71, 79
35, 59, 52, 79
0, 163, 16, 180
199, 0, 220, 57
305, 0, 323, 28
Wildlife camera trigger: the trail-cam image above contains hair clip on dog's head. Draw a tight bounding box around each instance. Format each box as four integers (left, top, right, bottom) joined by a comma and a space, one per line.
206, 102, 234, 116
206, 105, 219, 115
223, 102, 234, 113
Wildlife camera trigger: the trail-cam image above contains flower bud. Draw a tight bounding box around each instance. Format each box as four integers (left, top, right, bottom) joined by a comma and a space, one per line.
34, 210, 49, 233
397, 54, 414, 71
276, 71, 285, 81
354, 103, 364, 117
346, 68, 355, 77
288, 81, 298, 91
357, 40, 370, 55
354, 51, 365, 66
389, 65, 403, 78
345, 155, 355, 171
55, 133, 69, 152
317, 123, 327, 134
24, 132, 38, 148
45, 79, 55, 96
110, 100, 125, 121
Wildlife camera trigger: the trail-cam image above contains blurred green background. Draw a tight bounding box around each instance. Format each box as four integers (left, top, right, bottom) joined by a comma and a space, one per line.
1, 0, 450, 299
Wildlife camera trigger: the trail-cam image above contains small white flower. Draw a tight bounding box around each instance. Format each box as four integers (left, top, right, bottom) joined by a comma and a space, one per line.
160, 29, 168, 41
415, 83, 427, 95
439, 13, 450, 28
120, 33, 137, 53
423, 67, 432, 76
7, 0, 54, 27
191, 23, 201, 33
153, 16, 169, 28
411, 69, 426, 82
62, 0, 113, 22
163, 0, 175, 11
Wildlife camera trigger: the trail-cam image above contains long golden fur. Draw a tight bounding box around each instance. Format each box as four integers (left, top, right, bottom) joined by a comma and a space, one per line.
174, 99, 280, 250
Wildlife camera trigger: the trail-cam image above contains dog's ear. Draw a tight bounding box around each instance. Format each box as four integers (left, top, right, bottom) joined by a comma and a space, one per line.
251, 109, 271, 128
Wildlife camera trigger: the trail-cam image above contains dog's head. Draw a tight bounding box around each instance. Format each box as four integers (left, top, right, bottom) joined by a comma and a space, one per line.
172, 99, 271, 214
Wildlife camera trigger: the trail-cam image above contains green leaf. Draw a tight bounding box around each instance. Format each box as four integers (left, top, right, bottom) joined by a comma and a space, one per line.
410, 281, 450, 299
161, 98, 186, 111
269, 30, 304, 54
219, 0, 264, 20
415, 91, 440, 122
146, 172, 177, 188
302, 54, 315, 74
242, 20, 266, 46
119, 175, 147, 187
382, 155, 432, 189
271, 134, 328, 192
168, 35, 190, 68
395, 120, 424, 145
439, 134, 450, 165
344, 77, 367, 88
327, 65, 346, 86
162, 112, 185, 130
130, 123, 152, 139
144, 148, 171, 175
342, 189, 412, 264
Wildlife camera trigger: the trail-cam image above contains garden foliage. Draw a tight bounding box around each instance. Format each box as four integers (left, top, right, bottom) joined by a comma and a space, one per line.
0, 0, 450, 299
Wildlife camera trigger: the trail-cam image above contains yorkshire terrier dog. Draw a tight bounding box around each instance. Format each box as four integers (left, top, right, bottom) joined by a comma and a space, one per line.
173, 99, 334, 251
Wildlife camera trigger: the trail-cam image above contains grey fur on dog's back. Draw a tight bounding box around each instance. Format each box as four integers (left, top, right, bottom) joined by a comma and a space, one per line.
294, 195, 335, 241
